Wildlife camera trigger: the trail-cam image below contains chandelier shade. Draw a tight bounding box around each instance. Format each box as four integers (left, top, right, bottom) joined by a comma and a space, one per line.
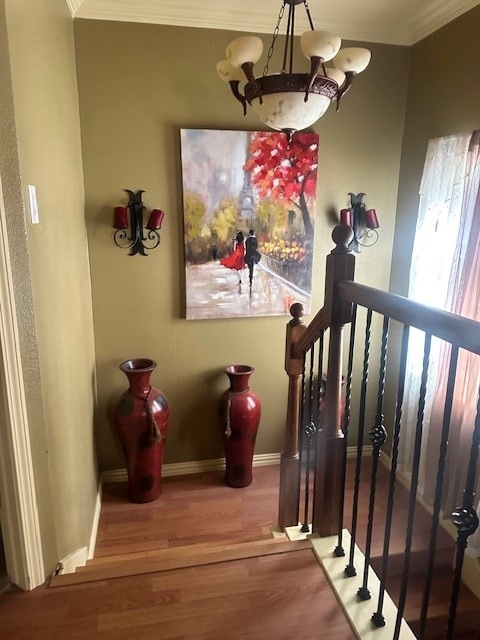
225, 35, 264, 66
216, 0, 371, 137
246, 74, 336, 132
300, 30, 341, 61
333, 47, 371, 74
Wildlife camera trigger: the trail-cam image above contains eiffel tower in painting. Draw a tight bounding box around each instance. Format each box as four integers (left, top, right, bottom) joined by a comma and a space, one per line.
238, 135, 256, 226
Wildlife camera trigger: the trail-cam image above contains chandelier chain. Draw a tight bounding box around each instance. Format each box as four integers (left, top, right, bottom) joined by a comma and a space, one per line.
263, 1, 286, 77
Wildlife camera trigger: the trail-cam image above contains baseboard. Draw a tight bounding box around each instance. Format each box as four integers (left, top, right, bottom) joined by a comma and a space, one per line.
57, 546, 88, 575
56, 480, 102, 574
102, 452, 281, 483
102, 446, 368, 484
88, 481, 102, 560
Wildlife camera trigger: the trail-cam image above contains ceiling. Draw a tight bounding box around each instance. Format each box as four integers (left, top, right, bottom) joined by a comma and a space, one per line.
67, 0, 479, 45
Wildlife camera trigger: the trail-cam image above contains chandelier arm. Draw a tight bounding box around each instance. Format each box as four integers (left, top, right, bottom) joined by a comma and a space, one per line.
241, 62, 263, 106
289, 3, 295, 74
303, 0, 315, 30
305, 55, 323, 101
228, 80, 248, 116
282, 3, 293, 74
336, 70, 356, 111
241, 61, 256, 85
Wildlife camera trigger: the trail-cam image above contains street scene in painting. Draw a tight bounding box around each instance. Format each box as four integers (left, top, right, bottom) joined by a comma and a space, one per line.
180, 129, 319, 319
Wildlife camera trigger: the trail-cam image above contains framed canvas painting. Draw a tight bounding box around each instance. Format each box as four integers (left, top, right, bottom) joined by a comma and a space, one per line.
180, 129, 319, 320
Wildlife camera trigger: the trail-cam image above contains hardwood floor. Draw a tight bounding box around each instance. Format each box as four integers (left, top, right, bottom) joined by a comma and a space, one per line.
0, 466, 355, 639
95, 467, 281, 557
0, 462, 478, 639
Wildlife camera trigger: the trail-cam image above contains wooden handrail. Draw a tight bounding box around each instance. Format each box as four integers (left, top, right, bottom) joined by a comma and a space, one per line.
293, 306, 328, 356
338, 281, 480, 354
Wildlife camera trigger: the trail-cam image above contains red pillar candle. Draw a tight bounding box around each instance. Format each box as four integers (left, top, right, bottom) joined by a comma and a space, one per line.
340, 208, 353, 226
147, 209, 165, 230
365, 209, 379, 229
113, 207, 128, 229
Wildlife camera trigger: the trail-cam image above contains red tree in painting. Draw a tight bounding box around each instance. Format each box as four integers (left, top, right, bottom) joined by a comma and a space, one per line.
244, 132, 318, 239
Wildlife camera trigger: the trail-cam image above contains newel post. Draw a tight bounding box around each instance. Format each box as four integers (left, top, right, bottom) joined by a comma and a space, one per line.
278, 302, 307, 530
312, 225, 355, 536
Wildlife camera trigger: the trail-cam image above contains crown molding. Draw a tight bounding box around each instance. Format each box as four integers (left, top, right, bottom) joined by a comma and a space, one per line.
66, 0, 85, 17
75, 2, 315, 34
74, 0, 479, 46
410, 0, 480, 44
75, 1, 411, 44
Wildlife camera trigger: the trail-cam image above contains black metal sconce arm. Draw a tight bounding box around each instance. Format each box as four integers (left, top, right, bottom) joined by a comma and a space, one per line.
113, 189, 164, 256
339, 192, 380, 253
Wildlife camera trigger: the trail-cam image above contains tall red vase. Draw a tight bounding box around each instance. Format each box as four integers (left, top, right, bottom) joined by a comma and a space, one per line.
113, 358, 169, 503
218, 365, 261, 488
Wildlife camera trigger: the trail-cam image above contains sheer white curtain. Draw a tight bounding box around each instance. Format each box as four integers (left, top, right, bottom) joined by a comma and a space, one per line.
398, 131, 480, 553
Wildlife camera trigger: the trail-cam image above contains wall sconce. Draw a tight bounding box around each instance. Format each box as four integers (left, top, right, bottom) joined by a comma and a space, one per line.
340, 192, 379, 253
113, 189, 165, 256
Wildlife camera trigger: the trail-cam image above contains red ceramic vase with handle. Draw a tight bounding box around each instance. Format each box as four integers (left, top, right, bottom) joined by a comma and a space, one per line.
218, 365, 261, 488
113, 358, 169, 503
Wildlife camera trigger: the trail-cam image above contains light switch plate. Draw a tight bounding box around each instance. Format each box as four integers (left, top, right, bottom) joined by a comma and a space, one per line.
27, 184, 39, 224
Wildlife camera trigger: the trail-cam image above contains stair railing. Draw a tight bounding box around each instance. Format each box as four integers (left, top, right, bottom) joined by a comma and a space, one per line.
278, 224, 480, 639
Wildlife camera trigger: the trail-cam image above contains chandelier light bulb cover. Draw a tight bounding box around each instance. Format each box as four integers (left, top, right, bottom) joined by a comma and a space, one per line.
216, 0, 371, 137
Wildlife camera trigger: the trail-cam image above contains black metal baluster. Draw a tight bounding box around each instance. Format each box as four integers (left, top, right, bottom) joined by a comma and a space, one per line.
335, 304, 357, 557
373, 324, 410, 628
315, 331, 325, 422
314, 332, 325, 533
419, 346, 458, 639
301, 344, 316, 533
393, 333, 432, 640
446, 384, 480, 640
346, 308, 373, 577
358, 315, 389, 601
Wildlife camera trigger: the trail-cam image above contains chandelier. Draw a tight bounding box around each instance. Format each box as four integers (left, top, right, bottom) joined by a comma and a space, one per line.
216, 0, 371, 138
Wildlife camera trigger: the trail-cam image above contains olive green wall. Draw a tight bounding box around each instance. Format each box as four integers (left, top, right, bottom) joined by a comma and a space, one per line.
1, 0, 97, 573
74, 19, 410, 470
391, 6, 480, 296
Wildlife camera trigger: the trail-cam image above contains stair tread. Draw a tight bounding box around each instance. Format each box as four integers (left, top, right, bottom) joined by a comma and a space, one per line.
88, 533, 279, 566
49, 537, 310, 588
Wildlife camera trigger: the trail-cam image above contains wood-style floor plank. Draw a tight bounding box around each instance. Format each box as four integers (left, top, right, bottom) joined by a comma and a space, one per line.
0, 550, 355, 640
51, 538, 311, 586
1, 462, 478, 639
